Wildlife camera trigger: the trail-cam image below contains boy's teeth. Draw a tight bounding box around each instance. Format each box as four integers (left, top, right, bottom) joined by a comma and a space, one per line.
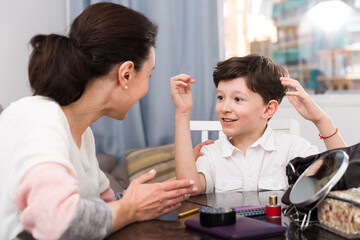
224, 119, 235, 122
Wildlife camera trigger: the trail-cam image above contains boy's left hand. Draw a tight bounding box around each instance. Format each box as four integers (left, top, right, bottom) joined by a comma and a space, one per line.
280, 77, 326, 124
280, 77, 346, 150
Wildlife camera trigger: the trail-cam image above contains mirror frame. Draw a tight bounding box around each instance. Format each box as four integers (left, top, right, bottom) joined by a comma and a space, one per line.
289, 150, 349, 209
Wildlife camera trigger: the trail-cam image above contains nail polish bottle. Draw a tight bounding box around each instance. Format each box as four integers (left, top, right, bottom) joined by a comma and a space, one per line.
265, 195, 281, 218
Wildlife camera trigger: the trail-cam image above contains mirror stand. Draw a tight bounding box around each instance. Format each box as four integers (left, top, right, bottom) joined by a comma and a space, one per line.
284, 191, 329, 231
284, 205, 314, 230
300, 209, 311, 231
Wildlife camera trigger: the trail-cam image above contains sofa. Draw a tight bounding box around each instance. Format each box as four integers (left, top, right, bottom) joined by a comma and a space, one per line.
97, 154, 130, 193
98, 143, 176, 193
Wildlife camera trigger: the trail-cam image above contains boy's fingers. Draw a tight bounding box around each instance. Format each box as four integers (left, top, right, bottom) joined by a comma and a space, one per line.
170, 74, 191, 82
170, 80, 188, 93
184, 83, 192, 94
286, 91, 300, 96
280, 77, 297, 82
174, 81, 188, 88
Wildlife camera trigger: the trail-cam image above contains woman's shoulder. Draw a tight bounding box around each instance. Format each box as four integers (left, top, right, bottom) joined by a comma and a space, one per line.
8, 95, 59, 111
3, 96, 64, 125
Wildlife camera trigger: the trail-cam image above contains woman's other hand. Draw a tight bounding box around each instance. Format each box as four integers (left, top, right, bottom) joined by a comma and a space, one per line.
193, 140, 214, 160
109, 169, 195, 232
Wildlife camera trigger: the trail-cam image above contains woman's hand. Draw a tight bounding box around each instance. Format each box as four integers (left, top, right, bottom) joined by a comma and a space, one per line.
170, 74, 196, 116
193, 140, 214, 160
280, 77, 326, 124
109, 169, 196, 232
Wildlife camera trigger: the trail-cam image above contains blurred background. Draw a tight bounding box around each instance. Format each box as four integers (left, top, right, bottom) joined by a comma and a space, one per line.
224, 0, 360, 92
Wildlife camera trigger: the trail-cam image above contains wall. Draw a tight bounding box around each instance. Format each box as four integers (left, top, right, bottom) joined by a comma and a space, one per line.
273, 94, 360, 152
0, 0, 67, 108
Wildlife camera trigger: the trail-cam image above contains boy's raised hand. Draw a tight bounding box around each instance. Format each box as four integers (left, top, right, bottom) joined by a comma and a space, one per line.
170, 74, 196, 115
280, 77, 325, 124
280, 77, 345, 149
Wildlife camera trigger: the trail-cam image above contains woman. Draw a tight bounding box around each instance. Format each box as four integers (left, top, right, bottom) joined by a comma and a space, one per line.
0, 3, 196, 240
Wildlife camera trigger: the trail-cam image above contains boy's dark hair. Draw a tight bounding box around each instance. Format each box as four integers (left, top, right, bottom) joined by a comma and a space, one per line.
28, 2, 158, 106
213, 54, 289, 104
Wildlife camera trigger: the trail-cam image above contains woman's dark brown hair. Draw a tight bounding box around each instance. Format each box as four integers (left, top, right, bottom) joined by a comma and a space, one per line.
213, 54, 289, 104
28, 2, 158, 106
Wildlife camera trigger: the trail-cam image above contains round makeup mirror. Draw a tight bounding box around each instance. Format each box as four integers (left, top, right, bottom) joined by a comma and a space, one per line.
289, 150, 349, 210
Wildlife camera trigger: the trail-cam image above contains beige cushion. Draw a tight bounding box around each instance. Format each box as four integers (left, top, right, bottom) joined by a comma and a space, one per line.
126, 143, 175, 183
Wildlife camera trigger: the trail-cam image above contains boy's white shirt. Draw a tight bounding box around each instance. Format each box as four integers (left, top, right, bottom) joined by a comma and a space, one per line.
196, 126, 319, 193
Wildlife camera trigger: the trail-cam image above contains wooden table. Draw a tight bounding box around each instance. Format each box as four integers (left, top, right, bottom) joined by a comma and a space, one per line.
109, 191, 346, 239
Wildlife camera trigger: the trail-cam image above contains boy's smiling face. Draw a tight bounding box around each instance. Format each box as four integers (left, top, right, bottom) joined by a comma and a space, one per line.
215, 77, 268, 139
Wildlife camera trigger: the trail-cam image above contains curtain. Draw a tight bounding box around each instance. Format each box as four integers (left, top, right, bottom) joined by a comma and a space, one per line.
70, 0, 223, 161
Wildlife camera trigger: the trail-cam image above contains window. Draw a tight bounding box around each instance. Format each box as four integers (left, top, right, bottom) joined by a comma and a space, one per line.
223, 0, 360, 93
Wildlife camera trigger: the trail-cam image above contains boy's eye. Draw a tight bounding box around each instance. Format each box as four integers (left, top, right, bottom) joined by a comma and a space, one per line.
235, 97, 242, 102
217, 96, 223, 100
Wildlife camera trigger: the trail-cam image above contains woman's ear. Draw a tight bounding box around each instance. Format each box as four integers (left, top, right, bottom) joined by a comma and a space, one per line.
117, 61, 134, 89
262, 100, 278, 120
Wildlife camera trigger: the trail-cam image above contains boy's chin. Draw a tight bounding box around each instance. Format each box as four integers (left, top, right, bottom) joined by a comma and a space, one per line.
221, 129, 235, 137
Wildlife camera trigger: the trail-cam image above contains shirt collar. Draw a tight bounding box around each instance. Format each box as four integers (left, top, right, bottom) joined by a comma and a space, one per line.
219, 125, 277, 158
251, 125, 277, 151
219, 132, 234, 158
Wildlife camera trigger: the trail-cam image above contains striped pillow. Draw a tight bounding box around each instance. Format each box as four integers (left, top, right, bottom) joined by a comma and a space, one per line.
126, 143, 175, 183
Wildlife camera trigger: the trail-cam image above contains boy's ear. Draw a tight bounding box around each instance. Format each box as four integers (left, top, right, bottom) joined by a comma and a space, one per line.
263, 100, 278, 120
117, 61, 135, 89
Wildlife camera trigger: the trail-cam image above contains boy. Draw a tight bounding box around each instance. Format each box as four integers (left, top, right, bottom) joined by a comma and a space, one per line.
170, 54, 345, 195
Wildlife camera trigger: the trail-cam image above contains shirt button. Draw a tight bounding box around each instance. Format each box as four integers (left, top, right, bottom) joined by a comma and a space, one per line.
273, 182, 278, 187
248, 173, 253, 178
222, 182, 226, 187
